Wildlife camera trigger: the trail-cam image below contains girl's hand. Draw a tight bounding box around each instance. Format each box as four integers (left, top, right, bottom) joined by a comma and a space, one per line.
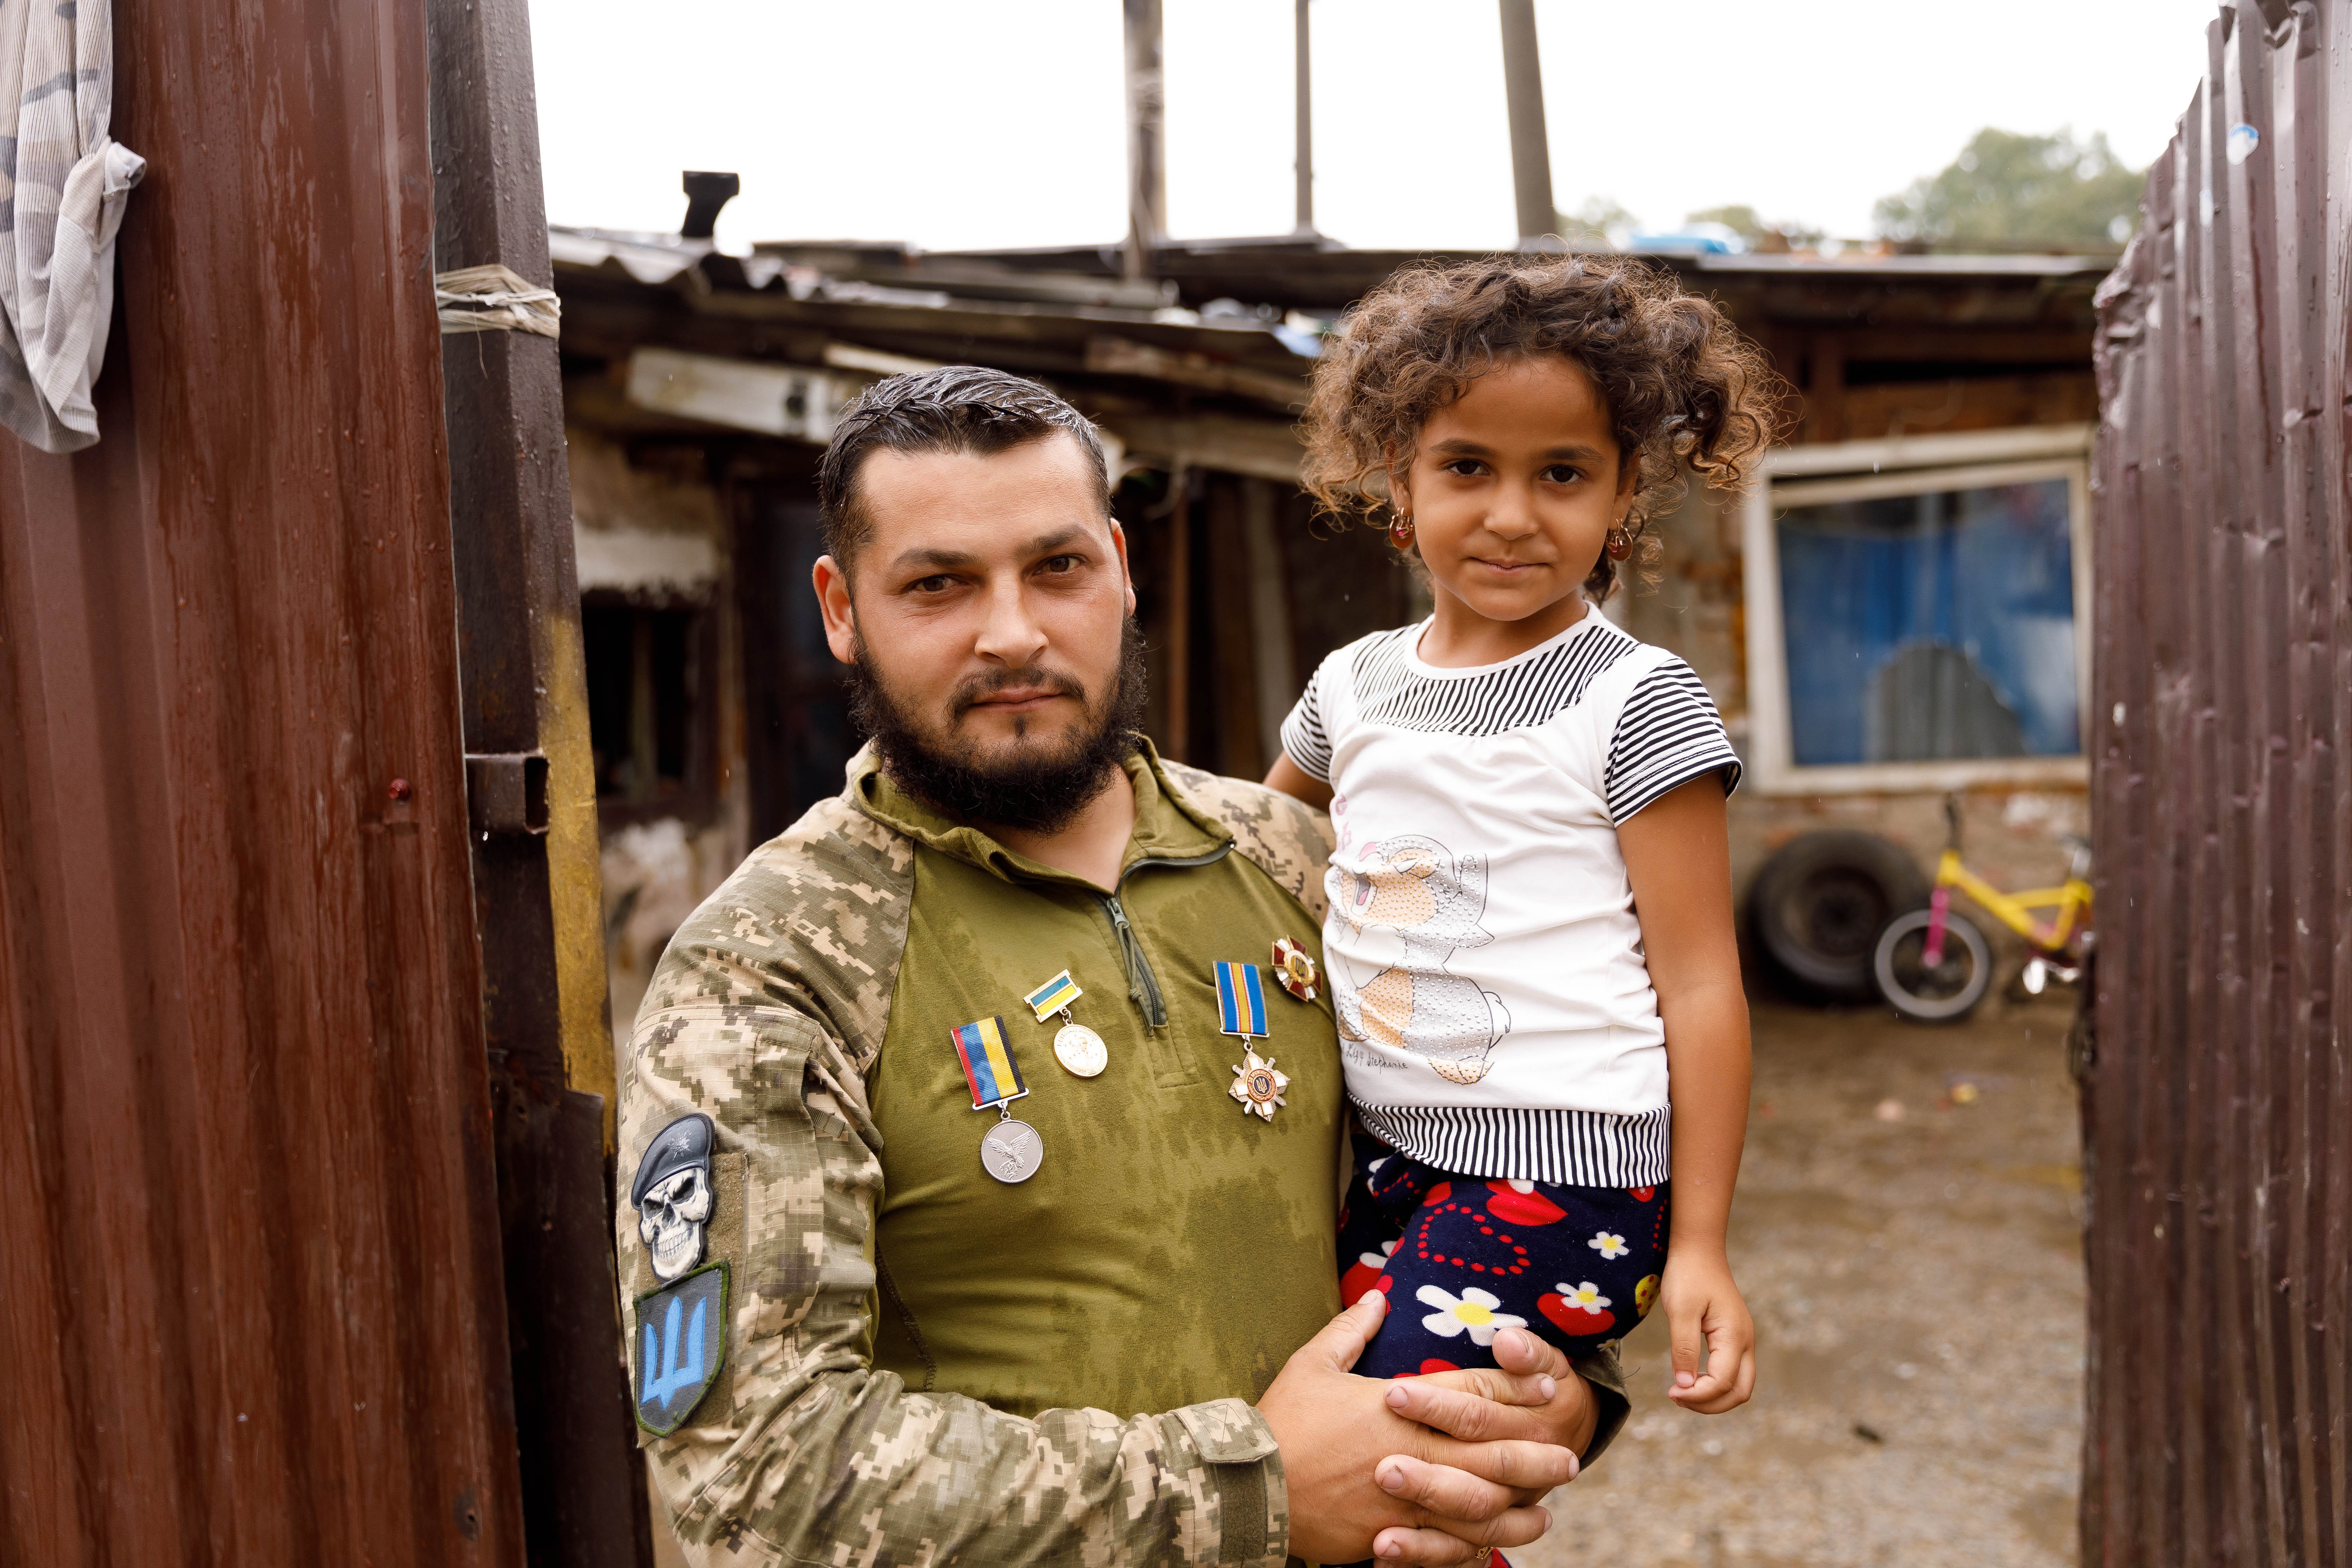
1659, 1251, 1756, 1413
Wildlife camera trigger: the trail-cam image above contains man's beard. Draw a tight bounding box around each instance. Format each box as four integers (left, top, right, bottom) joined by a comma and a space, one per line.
847, 617, 1149, 835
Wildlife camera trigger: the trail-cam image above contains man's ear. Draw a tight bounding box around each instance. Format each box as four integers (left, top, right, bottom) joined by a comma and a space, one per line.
1107, 516, 1137, 618
812, 554, 859, 666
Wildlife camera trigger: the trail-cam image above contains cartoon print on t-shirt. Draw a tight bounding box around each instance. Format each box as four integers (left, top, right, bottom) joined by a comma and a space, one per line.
1326, 800, 1511, 1084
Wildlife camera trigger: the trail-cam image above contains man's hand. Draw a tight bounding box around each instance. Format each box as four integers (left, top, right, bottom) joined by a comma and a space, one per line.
1368, 1326, 1595, 1560
1258, 1294, 1580, 1566
1396, 1325, 1597, 1464
1660, 1249, 1756, 1413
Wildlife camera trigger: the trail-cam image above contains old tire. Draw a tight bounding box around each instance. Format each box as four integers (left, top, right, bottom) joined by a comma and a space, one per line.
1747, 832, 1929, 1002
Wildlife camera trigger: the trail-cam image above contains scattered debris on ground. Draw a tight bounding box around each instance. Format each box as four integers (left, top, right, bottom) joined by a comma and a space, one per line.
1528, 993, 2086, 1568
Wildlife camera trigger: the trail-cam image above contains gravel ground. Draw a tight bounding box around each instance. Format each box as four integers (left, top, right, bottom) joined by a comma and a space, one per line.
1525, 992, 2087, 1568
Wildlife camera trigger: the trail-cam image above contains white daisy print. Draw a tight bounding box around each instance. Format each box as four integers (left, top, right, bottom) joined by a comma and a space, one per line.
1587, 1230, 1628, 1260
1553, 1281, 1612, 1314
1415, 1284, 1529, 1346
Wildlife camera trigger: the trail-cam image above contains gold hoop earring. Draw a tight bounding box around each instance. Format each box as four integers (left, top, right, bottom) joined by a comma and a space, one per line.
1390, 514, 1416, 550
1605, 526, 1633, 561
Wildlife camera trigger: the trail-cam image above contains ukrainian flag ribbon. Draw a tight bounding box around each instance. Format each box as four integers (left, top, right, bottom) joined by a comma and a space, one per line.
1214, 961, 1269, 1039
1023, 969, 1084, 1022
950, 1016, 1028, 1110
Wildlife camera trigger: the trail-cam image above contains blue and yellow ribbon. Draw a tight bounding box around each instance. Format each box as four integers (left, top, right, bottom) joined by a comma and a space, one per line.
1023, 969, 1084, 1022
1214, 961, 1269, 1038
950, 1015, 1028, 1110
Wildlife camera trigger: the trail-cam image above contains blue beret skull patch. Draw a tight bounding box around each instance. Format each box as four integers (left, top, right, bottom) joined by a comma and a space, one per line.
631, 1114, 726, 1435
631, 1111, 715, 1282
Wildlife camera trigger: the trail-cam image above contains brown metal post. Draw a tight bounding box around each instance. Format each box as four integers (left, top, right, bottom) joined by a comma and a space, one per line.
1123, 0, 1166, 279
425, 1, 650, 1564
1497, 0, 1555, 247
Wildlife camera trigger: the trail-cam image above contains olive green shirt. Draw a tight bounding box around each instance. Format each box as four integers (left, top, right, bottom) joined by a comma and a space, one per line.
864, 749, 1347, 1417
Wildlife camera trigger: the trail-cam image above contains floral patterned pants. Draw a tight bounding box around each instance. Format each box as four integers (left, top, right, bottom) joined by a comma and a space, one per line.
1337, 1133, 1672, 1379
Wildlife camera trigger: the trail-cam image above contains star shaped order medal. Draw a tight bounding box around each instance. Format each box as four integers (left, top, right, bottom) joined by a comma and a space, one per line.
1270, 937, 1319, 1001
1228, 1048, 1289, 1121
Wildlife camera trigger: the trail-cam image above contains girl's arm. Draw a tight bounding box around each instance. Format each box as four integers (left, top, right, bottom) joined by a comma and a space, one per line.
1617, 775, 1756, 1414
1264, 752, 1335, 811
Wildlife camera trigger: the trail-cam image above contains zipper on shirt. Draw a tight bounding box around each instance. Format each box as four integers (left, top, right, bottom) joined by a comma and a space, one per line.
1096, 845, 1231, 1028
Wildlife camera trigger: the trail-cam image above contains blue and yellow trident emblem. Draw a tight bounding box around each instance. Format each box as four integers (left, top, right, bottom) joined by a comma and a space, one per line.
634, 1261, 729, 1436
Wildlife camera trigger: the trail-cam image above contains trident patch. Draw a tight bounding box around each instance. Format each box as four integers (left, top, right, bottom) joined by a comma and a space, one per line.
634, 1260, 728, 1437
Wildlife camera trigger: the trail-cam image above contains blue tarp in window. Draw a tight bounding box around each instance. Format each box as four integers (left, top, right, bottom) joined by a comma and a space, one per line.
1777, 476, 2079, 766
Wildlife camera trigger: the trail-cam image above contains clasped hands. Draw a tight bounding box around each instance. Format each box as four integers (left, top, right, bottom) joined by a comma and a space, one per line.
1257, 1292, 1596, 1566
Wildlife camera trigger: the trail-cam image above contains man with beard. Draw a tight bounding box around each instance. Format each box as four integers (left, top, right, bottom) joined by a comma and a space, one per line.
614, 368, 1627, 1567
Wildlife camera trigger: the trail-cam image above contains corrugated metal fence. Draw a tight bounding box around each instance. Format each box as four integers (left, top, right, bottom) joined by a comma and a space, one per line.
2088, 1, 2350, 1560
0, 0, 527, 1562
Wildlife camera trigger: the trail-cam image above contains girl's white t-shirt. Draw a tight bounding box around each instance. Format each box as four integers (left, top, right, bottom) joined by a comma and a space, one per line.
1280, 611, 1739, 1186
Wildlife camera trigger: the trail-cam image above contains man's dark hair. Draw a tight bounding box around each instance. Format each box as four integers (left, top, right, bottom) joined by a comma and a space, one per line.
817, 366, 1112, 564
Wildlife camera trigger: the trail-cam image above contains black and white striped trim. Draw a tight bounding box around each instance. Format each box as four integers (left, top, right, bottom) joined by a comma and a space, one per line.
1279, 688, 1334, 781
1347, 620, 1636, 739
1603, 664, 1742, 822
1354, 1102, 1671, 1187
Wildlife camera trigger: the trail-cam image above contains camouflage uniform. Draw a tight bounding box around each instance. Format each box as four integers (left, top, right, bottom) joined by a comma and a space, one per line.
616, 745, 1625, 1566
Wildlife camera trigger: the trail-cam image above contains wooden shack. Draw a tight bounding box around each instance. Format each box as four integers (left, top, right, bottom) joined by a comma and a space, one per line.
549, 223, 2110, 1025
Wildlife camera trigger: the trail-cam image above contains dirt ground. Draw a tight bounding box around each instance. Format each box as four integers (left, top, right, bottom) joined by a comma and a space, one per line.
1526, 991, 2088, 1568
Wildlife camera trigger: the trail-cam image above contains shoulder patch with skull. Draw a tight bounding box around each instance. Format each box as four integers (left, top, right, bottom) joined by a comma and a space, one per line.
631, 1112, 716, 1283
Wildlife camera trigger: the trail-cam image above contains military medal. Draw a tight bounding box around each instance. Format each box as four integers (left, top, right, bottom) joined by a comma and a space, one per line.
1214, 961, 1270, 1039
950, 1016, 1043, 1182
1270, 937, 1319, 1001
979, 1118, 1043, 1184
1024, 967, 1107, 1078
1229, 1047, 1290, 1121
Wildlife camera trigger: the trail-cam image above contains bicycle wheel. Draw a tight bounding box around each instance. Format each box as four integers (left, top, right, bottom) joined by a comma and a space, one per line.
1873, 908, 1993, 1023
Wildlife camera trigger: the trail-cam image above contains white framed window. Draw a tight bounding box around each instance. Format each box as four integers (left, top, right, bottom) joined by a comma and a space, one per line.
1740, 425, 2093, 794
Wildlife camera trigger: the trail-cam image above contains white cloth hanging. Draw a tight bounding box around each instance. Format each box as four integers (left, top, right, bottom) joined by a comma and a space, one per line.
0, 0, 144, 454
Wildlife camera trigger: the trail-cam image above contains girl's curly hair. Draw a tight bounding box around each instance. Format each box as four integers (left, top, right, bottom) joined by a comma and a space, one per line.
1300, 253, 1784, 600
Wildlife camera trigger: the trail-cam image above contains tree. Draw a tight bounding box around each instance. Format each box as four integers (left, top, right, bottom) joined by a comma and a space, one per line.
1873, 128, 2144, 247
1554, 195, 1637, 250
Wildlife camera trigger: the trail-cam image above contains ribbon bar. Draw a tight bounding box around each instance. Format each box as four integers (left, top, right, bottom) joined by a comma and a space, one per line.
951, 1015, 1028, 1110
1214, 962, 1269, 1039
1023, 969, 1084, 1022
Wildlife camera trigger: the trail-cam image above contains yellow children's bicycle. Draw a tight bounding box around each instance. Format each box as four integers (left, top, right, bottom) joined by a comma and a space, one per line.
1871, 797, 2094, 1023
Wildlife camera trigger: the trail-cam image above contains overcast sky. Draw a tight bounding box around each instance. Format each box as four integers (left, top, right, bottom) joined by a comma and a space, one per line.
532, 0, 2225, 254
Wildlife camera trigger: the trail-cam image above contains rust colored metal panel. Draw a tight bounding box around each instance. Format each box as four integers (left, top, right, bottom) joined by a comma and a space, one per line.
2087, 3, 2349, 1562
0, 0, 526, 1564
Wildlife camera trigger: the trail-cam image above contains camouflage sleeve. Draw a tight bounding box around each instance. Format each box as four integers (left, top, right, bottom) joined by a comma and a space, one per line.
1160, 759, 1336, 922
619, 792, 1290, 1568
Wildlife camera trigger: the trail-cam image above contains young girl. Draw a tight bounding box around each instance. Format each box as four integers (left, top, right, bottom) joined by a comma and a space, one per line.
1267, 254, 1772, 1416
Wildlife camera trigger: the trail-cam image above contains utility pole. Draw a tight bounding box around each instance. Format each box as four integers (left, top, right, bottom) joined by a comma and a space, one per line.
1123, 0, 1166, 279
1293, 0, 1315, 235
1497, 0, 1558, 249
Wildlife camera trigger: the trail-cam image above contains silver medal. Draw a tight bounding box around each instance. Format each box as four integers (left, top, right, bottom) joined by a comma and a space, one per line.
980, 1117, 1044, 1183
1053, 1022, 1108, 1077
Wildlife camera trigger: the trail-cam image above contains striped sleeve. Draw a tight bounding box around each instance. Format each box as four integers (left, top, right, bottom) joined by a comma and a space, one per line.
1278, 660, 1335, 782
1603, 658, 1741, 823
